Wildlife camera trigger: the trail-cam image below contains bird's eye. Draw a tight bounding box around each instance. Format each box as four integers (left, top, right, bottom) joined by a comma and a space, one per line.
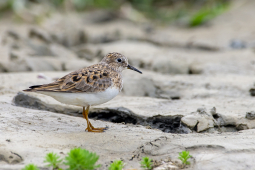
117, 58, 122, 62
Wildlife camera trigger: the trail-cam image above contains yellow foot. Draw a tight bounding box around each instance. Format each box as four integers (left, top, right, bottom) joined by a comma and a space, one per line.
85, 126, 108, 132
85, 128, 105, 133
89, 122, 108, 131
85, 122, 108, 132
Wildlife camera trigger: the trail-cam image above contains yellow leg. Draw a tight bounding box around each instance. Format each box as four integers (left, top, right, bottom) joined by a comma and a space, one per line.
82, 106, 107, 132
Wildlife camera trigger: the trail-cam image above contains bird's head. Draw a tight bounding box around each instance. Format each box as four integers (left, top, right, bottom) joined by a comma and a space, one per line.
100, 52, 142, 74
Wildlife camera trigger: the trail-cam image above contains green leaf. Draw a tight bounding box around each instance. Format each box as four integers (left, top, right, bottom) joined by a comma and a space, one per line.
22, 164, 39, 170
108, 160, 124, 170
189, 2, 229, 27
44, 152, 63, 169
65, 148, 101, 170
140, 156, 153, 170
178, 151, 192, 165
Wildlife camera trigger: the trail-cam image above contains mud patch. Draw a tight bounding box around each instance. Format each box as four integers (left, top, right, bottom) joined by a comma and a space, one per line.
186, 144, 226, 152
146, 116, 189, 133
89, 108, 190, 134
89, 107, 137, 124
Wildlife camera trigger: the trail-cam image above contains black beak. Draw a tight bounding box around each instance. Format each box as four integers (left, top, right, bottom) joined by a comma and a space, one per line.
127, 64, 142, 74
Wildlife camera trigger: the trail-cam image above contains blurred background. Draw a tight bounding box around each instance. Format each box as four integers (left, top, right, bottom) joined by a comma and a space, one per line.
0, 0, 255, 98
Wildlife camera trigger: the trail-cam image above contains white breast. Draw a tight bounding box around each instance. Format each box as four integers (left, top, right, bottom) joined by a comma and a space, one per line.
38, 87, 120, 107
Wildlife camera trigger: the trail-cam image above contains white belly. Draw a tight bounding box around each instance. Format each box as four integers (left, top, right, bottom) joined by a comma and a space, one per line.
38, 87, 120, 107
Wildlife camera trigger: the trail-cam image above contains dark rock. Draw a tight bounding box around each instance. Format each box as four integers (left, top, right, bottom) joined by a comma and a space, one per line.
246, 111, 255, 120
71, 45, 96, 61
249, 88, 255, 96
51, 27, 87, 47
29, 27, 52, 43
236, 123, 249, 130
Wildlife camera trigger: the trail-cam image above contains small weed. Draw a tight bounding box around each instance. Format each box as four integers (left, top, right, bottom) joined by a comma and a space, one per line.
108, 160, 124, 170
44, 152, 63, 169
178, 151, 192, 166
22, 164, 39, 170
140, 156, 152, 170
189, 2, 229, 26
64, 148, 101, 170
52, 0, 65, 8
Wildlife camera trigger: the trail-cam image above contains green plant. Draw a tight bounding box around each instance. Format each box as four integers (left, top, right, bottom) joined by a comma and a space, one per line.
108, 160, 124, 170
44, 152, 63, 169
189, 2, 229, 26
64, 148, 101, 170
140, 156, 152, 170
22, 164, 39, 170
52, 0, 65, 7
178, 151, 192, 165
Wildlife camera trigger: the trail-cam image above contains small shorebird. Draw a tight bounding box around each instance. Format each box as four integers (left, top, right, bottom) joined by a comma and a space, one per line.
24, 52, 142, 132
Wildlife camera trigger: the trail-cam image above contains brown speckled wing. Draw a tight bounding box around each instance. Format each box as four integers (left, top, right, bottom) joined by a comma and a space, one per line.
26, 64, 114, 93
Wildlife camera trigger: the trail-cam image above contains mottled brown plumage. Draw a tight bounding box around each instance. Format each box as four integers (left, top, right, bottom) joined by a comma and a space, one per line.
25, 63, 117, 93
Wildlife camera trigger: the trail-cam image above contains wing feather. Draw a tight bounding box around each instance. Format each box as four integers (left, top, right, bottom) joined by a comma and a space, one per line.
24, 64, 114, 93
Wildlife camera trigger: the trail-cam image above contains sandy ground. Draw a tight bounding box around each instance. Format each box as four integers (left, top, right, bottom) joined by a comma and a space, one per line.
0, 71, 255, 169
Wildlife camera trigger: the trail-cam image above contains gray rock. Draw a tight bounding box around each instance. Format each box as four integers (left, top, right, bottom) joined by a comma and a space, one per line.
122, 77, 157, 97
49, 43, 78, 59
51, 27, 87, 47
197, 108, 208, 115
154, 162, 179, 170
0, 59, 31, 72
29, 27, 52, 43
236, 117, 255, 130
230, 39, 247, 49
246, 111, 255, 120
181, 108, 215, 132
157, 91, 181, 100
152, 58, 189, 74
9, 50, 27, 60
181, 115, 198, 129
84, 21, 145, 44
25, 57, 63, 71
211, 112, 235, 127
89, 30, 121, 44
0, 44, 10, 72
71, 45, 97, 61
24, 38, 53, 56
63, 59, 94, 71
236, 123, 249, 130
0, 44, 9, 63
6, 30, 20, 40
